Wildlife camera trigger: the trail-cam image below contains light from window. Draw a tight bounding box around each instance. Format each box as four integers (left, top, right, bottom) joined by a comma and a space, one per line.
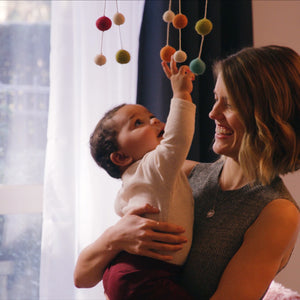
0, 1, 50, 299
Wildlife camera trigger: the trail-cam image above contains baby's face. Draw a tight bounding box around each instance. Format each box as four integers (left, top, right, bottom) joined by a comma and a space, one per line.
113, 104, 165, 162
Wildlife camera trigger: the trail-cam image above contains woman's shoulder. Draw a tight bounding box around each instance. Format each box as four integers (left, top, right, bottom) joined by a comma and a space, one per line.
188, 158, 223, 180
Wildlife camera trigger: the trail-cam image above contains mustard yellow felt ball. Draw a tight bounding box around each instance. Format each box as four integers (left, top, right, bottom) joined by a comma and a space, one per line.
116, 49, 130, 64
172, 13, 188, 29
160, 45, 176, 62
195, 18, 213, 35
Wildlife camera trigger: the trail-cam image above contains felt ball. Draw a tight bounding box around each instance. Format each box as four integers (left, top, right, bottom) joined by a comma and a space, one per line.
163, 10, 175, 23
116, 49, 131, 64
96, 16, 112, 31
174, 50, 187, 63
189, 58, 206, 75
172, 14, 188, 29
113, 12, 125, 25
195, 18, 213, 36
160, 45, 176, 62
94, 54, 106, 66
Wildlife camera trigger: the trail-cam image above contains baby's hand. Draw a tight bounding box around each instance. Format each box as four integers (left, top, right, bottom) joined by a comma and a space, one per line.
161, 56, 195, 102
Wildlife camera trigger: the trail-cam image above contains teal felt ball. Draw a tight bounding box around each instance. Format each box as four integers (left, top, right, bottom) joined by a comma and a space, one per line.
189, 58, 206, 75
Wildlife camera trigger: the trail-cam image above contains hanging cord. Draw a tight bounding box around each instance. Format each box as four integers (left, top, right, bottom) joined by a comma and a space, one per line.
115, 0, 124, 49
166, 0, 172, 46
178, 0, 182, 50
198, 0, 208, 59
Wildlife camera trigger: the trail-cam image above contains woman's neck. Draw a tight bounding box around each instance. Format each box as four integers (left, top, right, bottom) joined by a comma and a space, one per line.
219, 158, 250, 191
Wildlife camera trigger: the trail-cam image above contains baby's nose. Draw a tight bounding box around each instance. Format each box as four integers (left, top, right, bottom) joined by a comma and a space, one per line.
150, 117, 161, 126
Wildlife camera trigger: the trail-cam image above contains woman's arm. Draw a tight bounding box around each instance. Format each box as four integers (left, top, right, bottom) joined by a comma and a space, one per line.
211, 199, 300, 300
74, 204, 188, 288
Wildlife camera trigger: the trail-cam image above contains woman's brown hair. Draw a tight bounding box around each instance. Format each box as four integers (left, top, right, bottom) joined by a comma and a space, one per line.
214, 45, 300, 184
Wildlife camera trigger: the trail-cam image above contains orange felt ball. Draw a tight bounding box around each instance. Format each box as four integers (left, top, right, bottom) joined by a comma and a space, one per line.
172, 14, 188, 29
160, 45, 176, 62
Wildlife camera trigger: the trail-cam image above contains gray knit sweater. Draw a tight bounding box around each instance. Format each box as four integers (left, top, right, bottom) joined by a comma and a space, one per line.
181, 160, 298, 299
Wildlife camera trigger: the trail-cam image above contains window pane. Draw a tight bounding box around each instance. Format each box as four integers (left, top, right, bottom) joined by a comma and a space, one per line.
0, 2, 50, 299
0, 1, 50, 185
0, 214, 42, 300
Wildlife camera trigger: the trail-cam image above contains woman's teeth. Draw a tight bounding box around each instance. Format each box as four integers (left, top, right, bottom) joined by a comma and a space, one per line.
216, 126, 233, 135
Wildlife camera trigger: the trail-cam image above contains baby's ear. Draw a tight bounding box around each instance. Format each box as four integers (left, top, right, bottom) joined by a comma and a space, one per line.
110, 151, 133, 167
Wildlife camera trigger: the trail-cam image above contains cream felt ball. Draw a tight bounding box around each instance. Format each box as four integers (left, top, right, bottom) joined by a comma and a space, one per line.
160, 45, 176, 62
174, 50, 187, 63
113, 12, 125, 25
116, 49, 130, 64
189, 58, 206, 75
94, 54, 106, 66
96, 16, 112, 31
195, 18, 213, 36
163, 10, 175, 23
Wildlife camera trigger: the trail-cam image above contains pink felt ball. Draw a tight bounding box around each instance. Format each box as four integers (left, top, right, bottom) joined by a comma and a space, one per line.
96, 16, 112, 31
113, 12, 125, 25
94, 54, 106, 66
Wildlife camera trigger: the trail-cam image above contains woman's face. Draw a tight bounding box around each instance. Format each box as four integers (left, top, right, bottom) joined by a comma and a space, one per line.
209, 74, 245, 160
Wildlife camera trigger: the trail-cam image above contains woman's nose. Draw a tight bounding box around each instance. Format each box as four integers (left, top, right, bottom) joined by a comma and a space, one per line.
209, 102, 223, 120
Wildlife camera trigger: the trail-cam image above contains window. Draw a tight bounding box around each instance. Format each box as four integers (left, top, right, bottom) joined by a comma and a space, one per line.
0, 1, 50, 299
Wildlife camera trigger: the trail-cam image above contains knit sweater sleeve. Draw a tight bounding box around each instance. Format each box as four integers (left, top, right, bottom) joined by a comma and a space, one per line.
146, 97, 196, 187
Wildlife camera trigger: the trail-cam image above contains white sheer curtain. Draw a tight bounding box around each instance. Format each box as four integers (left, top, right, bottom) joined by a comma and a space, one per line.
40, 1, 145, 299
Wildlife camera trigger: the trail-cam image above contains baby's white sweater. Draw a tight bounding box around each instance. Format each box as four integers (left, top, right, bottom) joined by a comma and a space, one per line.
115, 98, 196, 265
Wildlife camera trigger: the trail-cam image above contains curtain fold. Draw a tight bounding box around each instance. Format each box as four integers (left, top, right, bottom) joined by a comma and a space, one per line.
40, 1, 145, 299
137, 0, 253, 163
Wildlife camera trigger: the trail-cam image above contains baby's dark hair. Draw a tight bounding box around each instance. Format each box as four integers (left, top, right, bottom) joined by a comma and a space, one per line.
90, 104, 126, 179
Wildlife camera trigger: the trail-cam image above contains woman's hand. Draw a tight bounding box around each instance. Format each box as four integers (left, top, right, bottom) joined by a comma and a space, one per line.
110, 204, 188, 261
74, 204, 187, 288
162, 56, 195, 102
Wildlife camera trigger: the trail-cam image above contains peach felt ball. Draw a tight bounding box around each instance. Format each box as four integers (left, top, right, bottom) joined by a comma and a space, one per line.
94, 54, 106, 66
160, 45, 176, 62
163, 10, 175, 23
195, 18, 213, 35
96, 16, 112, 31
189, 58, 206, 75
116, 49, 131, 64
113, 12, 125, 25
172, 14, 188, 29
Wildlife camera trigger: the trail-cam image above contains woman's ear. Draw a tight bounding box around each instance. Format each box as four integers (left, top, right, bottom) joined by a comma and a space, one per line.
110, 151, 133, 167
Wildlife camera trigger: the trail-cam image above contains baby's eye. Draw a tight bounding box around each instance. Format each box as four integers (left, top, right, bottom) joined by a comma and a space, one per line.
134, 119, 143, 127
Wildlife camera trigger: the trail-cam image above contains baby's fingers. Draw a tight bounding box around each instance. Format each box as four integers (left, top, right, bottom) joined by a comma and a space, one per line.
161, 61, 172, 78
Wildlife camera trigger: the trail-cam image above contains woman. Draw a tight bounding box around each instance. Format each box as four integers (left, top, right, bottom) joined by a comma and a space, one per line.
74, 45, 300, 299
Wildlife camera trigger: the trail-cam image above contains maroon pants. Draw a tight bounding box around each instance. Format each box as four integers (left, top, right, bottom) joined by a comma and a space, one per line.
103, 252, 194, 300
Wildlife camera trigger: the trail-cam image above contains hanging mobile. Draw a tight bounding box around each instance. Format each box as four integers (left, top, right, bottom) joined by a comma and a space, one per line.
160, 0, 176, 62
94, 0, 111, 66
189, 0, 213, 75
114, 0, 130, 64
94, 0, 130, 66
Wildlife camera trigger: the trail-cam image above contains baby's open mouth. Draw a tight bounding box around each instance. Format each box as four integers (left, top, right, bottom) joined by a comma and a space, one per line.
158, 129, 165, 137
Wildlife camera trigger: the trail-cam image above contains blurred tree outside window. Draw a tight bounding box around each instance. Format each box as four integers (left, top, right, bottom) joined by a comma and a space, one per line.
0, 1, 50, 299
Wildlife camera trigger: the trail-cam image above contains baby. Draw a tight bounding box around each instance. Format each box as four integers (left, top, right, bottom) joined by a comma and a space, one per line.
89, 58, 196, 299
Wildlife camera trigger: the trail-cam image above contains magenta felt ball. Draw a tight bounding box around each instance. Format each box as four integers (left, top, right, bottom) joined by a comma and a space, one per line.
189, 58, 206, 75
96, 16, 112, 31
